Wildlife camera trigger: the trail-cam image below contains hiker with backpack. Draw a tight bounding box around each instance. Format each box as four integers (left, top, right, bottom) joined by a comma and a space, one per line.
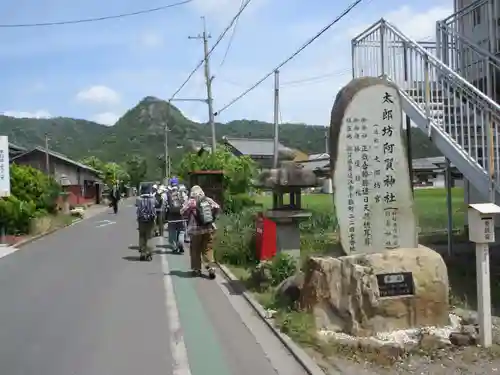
180, 185, 220, 278
153, 185, 166, 237
166, 178, 188, 253
136, 184, 157, 261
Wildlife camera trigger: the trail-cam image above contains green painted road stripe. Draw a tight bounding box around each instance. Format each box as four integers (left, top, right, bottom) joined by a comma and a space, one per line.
167, 253, 232, 375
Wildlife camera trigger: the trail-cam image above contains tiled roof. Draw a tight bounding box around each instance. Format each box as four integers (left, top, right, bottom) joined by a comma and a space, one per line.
296, 156, 455, 173
8, 143, 26, 152
11, 147, 100, 174
223, 137, 291, 156
308, 153, 329, 160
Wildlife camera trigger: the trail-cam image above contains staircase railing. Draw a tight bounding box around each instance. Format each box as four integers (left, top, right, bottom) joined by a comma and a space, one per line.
352, 19, 500, 200
438, 0, 500, 104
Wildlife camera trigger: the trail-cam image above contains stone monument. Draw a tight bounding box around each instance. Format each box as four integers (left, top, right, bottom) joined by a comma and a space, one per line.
299, 77, 450, 336
330, 76, 418, 254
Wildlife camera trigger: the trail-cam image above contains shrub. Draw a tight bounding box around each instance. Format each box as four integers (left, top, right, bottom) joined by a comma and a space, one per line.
223, 193, 256, 214
10, 164, 61, 213
268, 252, 297, 285
0, 196, 36, 234
214, 208, 259, 266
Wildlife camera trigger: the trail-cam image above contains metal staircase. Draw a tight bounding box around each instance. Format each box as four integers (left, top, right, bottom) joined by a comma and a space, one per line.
352, 19, 500, 203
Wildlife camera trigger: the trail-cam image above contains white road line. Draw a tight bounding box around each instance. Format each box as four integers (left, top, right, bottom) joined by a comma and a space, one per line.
160, 237, 192, 375
95, 220, 116, 228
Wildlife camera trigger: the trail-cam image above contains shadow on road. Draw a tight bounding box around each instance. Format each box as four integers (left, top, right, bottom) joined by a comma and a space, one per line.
128, 245, 139, 250
169, 270, 211, 279
221, 279, 245, 295
122, 255, 142, 262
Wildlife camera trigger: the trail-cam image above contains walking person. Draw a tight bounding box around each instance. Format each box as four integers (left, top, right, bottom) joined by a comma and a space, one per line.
180, 185, 220, 278
136, 184, 157, 261
109, 183, 120, 214
166, 178, 188, 253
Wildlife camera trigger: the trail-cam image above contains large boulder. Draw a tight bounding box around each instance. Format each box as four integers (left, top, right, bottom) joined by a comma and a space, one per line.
300, 245, 449, 336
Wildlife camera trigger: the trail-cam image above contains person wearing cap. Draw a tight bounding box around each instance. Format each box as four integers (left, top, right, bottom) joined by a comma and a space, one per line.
180, 185, 220, 278
165, 177, 188, 252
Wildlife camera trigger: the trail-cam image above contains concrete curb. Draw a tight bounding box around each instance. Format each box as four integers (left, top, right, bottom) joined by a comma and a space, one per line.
217, 263, 326, 375
14, 205, 110, 248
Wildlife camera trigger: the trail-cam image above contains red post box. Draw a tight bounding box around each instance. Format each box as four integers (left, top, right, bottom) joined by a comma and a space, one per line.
255, 212, 277, 261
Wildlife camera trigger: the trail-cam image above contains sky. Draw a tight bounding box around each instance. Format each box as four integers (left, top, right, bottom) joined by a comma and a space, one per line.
0, 0, 452, 127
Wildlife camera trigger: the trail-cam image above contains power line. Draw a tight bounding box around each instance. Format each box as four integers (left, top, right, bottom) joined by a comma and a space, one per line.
219, 0, 245, 67
214, 0, 364, 116
0, 0, 192, 28
280, 69, 350, 86
169, 0, 252, 100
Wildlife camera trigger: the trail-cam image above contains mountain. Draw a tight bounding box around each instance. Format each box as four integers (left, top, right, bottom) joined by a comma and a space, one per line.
0, 96, 441, 169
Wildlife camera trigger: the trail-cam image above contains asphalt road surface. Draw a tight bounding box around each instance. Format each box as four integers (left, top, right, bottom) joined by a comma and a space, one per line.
0, 202, 308, 375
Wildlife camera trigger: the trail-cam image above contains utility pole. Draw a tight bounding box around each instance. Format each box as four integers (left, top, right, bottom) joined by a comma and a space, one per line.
44, 134, 50, 175
325, 129, 329, 154
164, 103, 171, 181
189, 16, 216, 151
273, 70, 280, 168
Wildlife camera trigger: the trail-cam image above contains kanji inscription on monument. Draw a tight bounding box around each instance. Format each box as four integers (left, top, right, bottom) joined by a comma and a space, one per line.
329, 77, 417, 254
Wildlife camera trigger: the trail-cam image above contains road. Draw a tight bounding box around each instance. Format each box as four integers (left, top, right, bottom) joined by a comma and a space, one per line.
0, 202, 308, 375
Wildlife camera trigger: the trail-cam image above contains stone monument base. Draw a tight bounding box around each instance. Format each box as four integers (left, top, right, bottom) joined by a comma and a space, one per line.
300, 245, 449, 336
265, 209, 311, 259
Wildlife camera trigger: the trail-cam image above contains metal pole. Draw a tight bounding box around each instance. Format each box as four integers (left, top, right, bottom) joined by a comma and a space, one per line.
202, 17, 216, 151
487, 0, 496, 202
45, 134, 50, 174
325, 129, 329, 154
445, 158, 453, 256
165, 103, 170, 179
403, 41, 414, 196
273, 70, 280, 168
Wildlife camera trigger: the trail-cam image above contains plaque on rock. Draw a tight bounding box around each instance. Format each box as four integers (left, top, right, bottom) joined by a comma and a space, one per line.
329, 77, 418, 255
376, 272, 415, 298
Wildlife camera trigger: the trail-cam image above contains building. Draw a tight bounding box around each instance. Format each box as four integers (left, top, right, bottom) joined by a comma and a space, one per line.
412, 157, 464, 187
294, 156, 463, 188
222, 136, 295, 168
11, 147, 102, 205
8, 143, 26, 159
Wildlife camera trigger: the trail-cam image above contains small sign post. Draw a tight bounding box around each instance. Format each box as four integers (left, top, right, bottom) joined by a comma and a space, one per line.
0, 136, 11, 245
468, 203, 500, 347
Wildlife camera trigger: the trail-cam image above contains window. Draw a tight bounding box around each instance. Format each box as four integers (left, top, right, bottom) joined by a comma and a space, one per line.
473, 8, 481, 27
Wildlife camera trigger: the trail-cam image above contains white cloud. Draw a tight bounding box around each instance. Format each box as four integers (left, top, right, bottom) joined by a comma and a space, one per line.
92, 112, 120, 126
137, 32, 164, 48
76, 85, 120, 105
2, 110, 51, 119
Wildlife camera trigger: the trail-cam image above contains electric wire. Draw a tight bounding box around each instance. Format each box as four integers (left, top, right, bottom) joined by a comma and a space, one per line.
0, 0, 193, 28
214, 0, 364, 116
280, 69, 351, 86
219, 0, 245, 67
169, 0, 253, 101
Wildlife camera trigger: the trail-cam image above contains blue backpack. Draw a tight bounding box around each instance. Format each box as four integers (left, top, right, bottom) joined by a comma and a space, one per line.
137, 195, 156, 222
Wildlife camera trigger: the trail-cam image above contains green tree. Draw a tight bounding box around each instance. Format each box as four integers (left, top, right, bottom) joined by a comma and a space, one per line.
10, 163, 61, 213
178, 146, 256, 210
125, 155, 148, 188
102, 162, 129, 187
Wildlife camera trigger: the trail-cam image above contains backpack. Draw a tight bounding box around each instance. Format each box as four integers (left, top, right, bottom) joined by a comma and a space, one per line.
196, 197, 214, 225
168, 190, 183, 214
154, 192, 163, 209
137, 196, 156, 222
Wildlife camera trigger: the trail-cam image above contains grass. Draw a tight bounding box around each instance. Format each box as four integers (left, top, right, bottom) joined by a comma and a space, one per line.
219, 188, 497, 370
255, 187, 466, 234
